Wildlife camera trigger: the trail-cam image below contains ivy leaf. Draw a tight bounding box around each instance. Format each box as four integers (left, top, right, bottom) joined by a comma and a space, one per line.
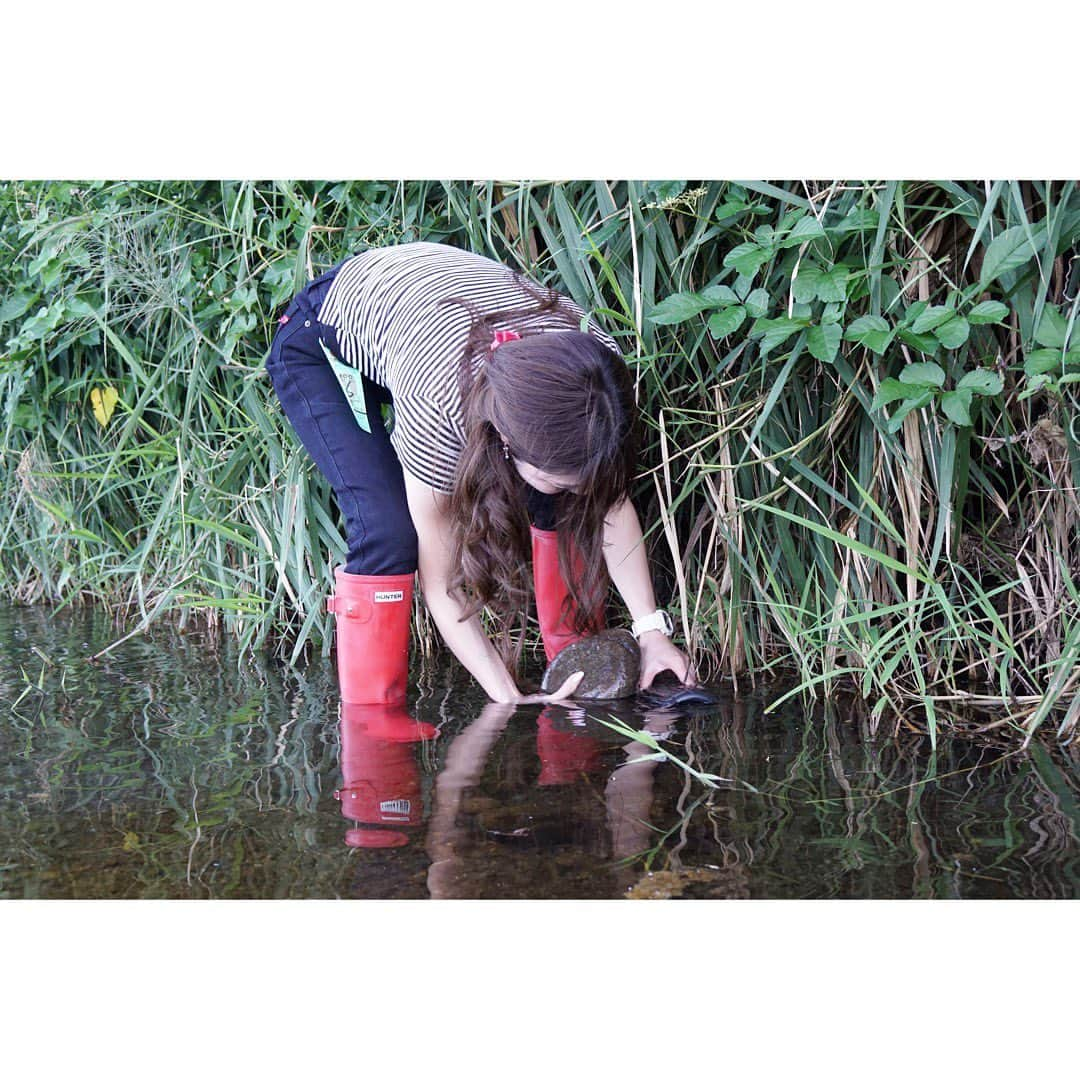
816, 267, 849, 303
743, 289, 770, 319
644, 180, 687, 205
779, 214, 826, 248
967, 300, 1009, 326
940, 389, 973, 426
903, 301, 929, 325
979, 225, 1037, 288
911, 305, 955, 334
835, 208, 879, 233
750, 316, 804, 355
791, 266, 822, 304
647, 292, 713, 325
724, 242, 771, 277
1033, 305, 1070, 349
956, 368, 1004, 396
28, 244, 60, 278
886, 389, 935, 433
753, 224, 778, 249
897, 328, 940, 354
0, 290, 39, 326
733, 275, 754, 301
898, 362, 946, 388
708, 306, 747, 338
1018, 373, 1052, 400
870, 378, 912, 411
66, 297, 98, 319
934, 315, 971, 350
1023, 349, 1066, 376
17, 303, 66, 342
807, 322, 842, 364
699, 284, 739, 308
715, 200, 752, 222
844, 314, 894, 355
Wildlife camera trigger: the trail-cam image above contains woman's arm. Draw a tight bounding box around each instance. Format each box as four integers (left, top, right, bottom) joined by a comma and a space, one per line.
403, 472, 582, 703
601, 496, 695, 687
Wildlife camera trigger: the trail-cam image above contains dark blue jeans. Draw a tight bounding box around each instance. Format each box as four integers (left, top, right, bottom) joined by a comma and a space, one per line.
265, 266, 559, 576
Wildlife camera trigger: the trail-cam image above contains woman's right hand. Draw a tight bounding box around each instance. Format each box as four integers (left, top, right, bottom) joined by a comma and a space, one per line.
501, 670, 585, 705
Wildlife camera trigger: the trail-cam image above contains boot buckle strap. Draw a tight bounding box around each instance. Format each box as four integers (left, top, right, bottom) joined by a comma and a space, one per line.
327, 595, 372, 621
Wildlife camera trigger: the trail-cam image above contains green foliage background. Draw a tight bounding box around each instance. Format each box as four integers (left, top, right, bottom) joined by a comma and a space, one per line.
1, 180, 1078, 743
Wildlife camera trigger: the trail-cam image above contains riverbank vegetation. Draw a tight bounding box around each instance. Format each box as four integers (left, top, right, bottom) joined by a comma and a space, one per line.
1, 180, 1077, 746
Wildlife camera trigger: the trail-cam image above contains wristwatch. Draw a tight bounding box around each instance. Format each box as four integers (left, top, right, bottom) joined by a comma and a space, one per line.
630, 609, 674, 640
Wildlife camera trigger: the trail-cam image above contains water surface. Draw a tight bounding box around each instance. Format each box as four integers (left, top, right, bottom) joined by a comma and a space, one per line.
2, 605, 1077, 899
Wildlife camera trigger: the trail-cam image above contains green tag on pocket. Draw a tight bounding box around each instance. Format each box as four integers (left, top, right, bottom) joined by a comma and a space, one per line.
320, 338, 370, 434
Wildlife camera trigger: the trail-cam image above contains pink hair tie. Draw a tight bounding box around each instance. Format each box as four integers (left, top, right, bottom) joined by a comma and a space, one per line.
491, 329, 521, 350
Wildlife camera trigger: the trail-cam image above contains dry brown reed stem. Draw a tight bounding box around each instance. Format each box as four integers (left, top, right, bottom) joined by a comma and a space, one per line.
654, 409, 691, 649
900, 406, 927, 606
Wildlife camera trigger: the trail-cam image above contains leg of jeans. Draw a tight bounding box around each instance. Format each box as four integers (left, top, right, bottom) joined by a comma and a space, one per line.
266, 319, 418, 576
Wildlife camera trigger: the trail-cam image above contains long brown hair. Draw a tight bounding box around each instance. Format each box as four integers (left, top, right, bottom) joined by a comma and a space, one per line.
442, 274, 639, 669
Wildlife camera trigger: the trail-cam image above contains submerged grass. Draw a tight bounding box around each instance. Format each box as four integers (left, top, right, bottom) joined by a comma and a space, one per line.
1, 180, 1078, 747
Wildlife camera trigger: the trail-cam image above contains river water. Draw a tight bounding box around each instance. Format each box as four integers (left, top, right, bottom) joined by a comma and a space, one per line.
1, 604, 1077, 900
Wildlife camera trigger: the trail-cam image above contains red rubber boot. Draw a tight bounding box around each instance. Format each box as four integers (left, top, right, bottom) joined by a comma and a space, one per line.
530, 526, 606, 663
326, 568, 414, 705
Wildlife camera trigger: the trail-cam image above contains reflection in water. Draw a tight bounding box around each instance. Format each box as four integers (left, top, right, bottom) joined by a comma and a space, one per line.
536, 704, 604, 786
1, 605, 1078, 899
334, 704, 437, 849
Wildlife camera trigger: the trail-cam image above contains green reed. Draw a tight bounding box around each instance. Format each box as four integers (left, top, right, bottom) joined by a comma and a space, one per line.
1, 180, 1078, 745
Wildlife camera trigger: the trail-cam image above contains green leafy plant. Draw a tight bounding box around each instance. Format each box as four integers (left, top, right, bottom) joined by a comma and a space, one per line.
3, 179, 1079, 747
1020, 303, 1080, 400
872, 361, 1005, 430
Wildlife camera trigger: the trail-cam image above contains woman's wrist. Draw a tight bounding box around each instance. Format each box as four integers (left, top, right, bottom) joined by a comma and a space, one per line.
471, 659, 520, 703
487, 681, 523, 704
630, 609, 674, 639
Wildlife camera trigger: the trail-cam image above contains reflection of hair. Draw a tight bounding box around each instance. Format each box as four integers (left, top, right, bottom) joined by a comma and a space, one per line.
440, 275, 640, 669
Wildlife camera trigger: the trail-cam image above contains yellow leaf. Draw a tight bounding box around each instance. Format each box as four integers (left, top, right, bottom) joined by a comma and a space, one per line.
122, 832, 140, 852
90, 385, 119, 427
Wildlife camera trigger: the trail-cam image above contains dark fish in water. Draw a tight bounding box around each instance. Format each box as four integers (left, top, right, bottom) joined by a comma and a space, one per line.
540, 629, 721, 713
485, 822, 577, 849
636, 673, 722, 712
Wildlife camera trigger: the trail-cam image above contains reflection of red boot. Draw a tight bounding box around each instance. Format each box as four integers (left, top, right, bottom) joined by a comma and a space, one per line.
536, 705, 603, 786
334, 703, 437, 849
530, 526, 606, 662
326, 568, 414, 705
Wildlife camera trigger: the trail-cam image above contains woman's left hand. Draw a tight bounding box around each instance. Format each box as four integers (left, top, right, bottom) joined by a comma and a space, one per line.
637, 630, 695, 689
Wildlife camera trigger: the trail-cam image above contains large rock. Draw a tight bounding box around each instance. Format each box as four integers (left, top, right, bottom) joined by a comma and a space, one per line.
540, 629, 641, 700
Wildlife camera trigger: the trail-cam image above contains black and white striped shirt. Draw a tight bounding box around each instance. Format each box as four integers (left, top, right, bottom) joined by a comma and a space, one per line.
315, 242, 620, 493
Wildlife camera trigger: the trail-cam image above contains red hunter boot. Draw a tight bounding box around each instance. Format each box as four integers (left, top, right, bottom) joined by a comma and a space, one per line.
326, 568, 414, 705
530, 526, 606, 662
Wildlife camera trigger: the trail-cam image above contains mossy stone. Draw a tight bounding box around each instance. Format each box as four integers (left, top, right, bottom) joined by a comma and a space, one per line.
540, 629, 641, 699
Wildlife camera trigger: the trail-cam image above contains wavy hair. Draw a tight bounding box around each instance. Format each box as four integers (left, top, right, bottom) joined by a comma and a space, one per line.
441, 274, 639, 669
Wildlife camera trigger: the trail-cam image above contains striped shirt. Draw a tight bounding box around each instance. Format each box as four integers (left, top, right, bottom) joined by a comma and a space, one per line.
315, 242, 620, 493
